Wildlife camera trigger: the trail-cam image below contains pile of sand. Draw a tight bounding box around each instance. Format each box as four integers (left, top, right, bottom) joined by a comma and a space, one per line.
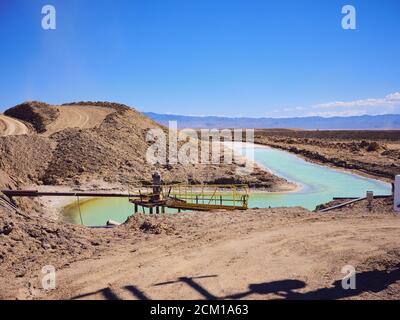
0, 135, 54, 189
61, 101, 131, 113
125, 214, 177, 235
5, 101, 59, 133
0, 204, 106, 280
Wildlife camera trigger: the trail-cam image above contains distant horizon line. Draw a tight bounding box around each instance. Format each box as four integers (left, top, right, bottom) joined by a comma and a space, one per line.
2, 100, 400, 120
143, 111, 400, 120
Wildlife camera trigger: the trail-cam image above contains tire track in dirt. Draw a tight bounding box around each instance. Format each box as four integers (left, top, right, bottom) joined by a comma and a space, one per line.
0, 114, 29, 136
45, 212, 400, 300
44, 105, 115, 135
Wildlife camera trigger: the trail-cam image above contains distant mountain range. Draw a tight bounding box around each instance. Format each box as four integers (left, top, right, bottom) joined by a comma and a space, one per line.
144, 112, 400, 130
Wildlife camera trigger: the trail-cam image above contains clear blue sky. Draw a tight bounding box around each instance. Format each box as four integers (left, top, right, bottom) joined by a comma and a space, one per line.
1, 0, 399, 117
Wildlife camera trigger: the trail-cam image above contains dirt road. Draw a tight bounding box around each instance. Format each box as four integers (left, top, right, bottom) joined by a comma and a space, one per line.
36, 202, 400, 300
44, 105, 115, 135
0, 114, 29, 136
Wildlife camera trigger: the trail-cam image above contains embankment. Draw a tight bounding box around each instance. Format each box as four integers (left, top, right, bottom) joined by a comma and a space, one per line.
254, 129, 400, 182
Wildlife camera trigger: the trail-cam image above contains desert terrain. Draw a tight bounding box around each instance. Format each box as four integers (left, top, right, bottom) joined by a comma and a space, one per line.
0, 114, 30, 136
255, 129, 400, 182
0, 101, 288, 193
0, 101, 399, 300
1, 197, 399, 300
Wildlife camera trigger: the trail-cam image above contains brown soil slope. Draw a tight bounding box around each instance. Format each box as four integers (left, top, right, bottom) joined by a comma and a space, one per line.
5, 101, 59, 133
0, 102, 288, 190
42, 106, 284, 187
0, 135, 54, 188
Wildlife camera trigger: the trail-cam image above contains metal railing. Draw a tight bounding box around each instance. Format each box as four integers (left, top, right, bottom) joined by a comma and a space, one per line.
128, 183, 249, 210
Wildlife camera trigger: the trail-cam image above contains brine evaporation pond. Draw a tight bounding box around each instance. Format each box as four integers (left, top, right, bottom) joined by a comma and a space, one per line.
62, 143, 391, 226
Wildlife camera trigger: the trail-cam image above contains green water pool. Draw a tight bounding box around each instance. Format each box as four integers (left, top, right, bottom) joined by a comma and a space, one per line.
249, 144, 390, 209
62, 143, 391, 226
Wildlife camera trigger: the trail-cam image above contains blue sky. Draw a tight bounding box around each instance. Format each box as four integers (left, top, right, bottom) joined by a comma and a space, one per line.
0, 0, 399, 117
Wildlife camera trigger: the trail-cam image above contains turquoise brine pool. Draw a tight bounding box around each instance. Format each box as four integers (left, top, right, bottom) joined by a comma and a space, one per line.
62, 143, 391, 226
250, 144, 390, 210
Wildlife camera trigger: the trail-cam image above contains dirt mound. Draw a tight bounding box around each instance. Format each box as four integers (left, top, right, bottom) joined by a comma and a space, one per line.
39, 107, 285, 188
360, 249, 400, 272
366, 141, 382, 152
381, 149, 400, 160
0, 135, 54, 188
40, 109, 164, 185
125, 214, 176, 235
62, 101, 131, 113
0, 100, 289, 190
316, 197, 394, 213
5, 101, 59, 133
0, 203, 112, 299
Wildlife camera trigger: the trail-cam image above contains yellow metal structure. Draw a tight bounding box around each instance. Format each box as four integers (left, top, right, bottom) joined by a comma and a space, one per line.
128, 184, 249, 212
